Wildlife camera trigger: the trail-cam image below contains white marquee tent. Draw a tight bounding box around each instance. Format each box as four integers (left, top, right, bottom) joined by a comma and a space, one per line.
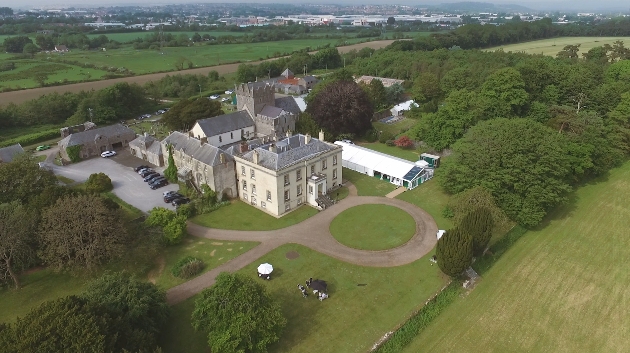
334, 141, 433, 190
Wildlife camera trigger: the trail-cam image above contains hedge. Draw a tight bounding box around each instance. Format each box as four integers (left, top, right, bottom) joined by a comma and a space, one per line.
171, 256, 204, 279
0, 129, 59, 148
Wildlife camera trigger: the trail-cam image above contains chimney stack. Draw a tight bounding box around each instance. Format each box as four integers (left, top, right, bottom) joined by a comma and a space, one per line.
240, 141, 248, 153
318, 129, 325, 141
219, 153, 224, 164
269, 144, 277, 153
305, 133, 311, 144
188, 131, 194, 138
252, 150, 260, 165
200, 137, 208, 145
286, 130, 292, 138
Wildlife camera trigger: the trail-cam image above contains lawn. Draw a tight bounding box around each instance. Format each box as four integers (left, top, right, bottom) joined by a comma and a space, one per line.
396, 177, 453, 230
485, 36, 630, 56
401, 161, 630, 353
373, 118, 416, 139
342, 168, 397, 196
0, 58, 109, 90
191, 200, 319, 230
329, 204, 416, 250
160, 243, 448, 353
359, 142, 420, 162
153, 236, 258, 290
87, 31, 249, 43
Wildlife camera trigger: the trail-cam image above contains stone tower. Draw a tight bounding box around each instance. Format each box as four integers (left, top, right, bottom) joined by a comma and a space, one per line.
235, 82, 275, 116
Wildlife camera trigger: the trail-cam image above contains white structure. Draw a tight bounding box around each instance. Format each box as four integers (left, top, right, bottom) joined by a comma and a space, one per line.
391, 100, 419, 116
191, 111, 256, 148
335, 141, 433, 190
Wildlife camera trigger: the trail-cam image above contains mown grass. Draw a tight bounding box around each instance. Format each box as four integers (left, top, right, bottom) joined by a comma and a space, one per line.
359, 142, 420, 162
329, 204, 416, 250
160, 244, 447, 353
401, 161, 630, 353
373, 118, 416, 139
485, 36, 630, 56
395, 178, 453, 230
342, 168, 397, 196
191, 200, 318, 230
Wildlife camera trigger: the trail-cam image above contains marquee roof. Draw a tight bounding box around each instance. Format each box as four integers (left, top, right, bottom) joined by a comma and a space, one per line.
334, 141, 423, 181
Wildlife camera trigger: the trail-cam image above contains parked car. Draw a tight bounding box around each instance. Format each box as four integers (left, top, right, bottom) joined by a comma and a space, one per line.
36, 145, 51, 151
209, 95, 220, 100
221, 97, 229, 102
137, 167, 152, 174
164, 193, 184, 203
101, 151, 117, 158
225, 90, 233, 95
139, 169, 156, 177
134, 165, 149, 172
172, 197, 191, 206
143, 173, 160, 182
157, 109, 166, 114
341, 139, 355, 145
148, 176, 166, 185
149, 179, 168, 189
163, 190, 179, 197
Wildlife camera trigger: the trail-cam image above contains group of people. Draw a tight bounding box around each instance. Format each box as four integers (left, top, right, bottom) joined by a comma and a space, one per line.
297, 277, 329, 301
258, 273, 271, 280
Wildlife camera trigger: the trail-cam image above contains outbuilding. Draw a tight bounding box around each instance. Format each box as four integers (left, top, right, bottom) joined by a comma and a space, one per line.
390, 100, 419, 117
334, 141, 433, 190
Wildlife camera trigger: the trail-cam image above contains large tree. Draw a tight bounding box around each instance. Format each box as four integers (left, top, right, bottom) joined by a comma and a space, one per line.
436, 227, 473, 277
0, 202, 37, 289
306, 80, 373, 137
161, 97, 224, 131
447, 186, 513, 237
478, 67, 529, 119
0, 154, 58, 205
38, 194, 129, 271
192, 272, 286, 353
460, 207, 494, 256
440, 118, 573, 227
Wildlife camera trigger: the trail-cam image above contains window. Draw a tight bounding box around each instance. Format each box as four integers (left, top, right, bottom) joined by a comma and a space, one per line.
251, 169, 255, 179
219, 136, 222, 143
285, 203, 291, 211
297, 198, 303, 205
241, 166, 246, 176
333, 169, 337, 179
242, 180, 247, 191
267, 190, 272, 202
284, 190, 290, 201
297, 185, 302, 196
261, 201, 266, 208
333, 155, 338, 165
251, 196, 256, 205
231, 132, 234, 139
284, 174, 290, 186
243, 193, 248, 200
252, 184, 257, 195
309, 186, 314, 195
322, 159, 327, 170
311, 165, 315, 175
296, 169, 302, 181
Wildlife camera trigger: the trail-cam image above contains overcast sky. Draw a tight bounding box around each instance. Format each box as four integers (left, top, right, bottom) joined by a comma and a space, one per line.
4, 0, 630, 12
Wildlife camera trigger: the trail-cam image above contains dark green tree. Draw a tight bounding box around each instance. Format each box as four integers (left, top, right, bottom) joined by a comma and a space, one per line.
460, 207, 493, 256
84, 172, 113, 193
0, 154, 58, 205
22, 43, 39, 58
192, 272, 286, 353
163, 144, 178, 183
436, 227, 473, 277
478, 67, 529, 119
0, 202, 37, 289
161, 98, 223, 131
387, 16, 396, 25
2, 36, 32, 53
367, 78, 388, 110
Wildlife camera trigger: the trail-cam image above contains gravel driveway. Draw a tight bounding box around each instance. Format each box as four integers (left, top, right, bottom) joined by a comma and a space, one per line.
51, 151, 179, 213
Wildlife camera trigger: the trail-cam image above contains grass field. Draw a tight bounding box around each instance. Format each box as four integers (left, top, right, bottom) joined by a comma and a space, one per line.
342, 168, 397, 196
86, 31, 249, 43
401, 161, 630, 353
486, 36, 630, 56
191, 200, 318, 230
359, 142, 420, 162
396, 177, 453, 230
159, 243, 448, 353
373, 118, 416, 139
329, 204, 416, 250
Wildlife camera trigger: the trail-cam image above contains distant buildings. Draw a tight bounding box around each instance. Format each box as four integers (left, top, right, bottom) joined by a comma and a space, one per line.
0, 144, 24, 164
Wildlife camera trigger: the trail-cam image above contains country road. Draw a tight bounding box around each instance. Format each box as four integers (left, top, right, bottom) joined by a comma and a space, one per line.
0, 39, 400, 105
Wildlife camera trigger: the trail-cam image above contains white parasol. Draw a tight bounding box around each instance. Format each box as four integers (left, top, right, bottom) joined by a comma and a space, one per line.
257, 263, 273, 275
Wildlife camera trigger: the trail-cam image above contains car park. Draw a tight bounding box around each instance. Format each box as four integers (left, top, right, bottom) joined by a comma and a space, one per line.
150, 179, 168, 189
221, 97, 229, 102
172, 197, 191, 206
209, 95, 220, 100
137, 167, 152, 174
140, 169, 156, 178
164, 193, 184, 203
225, 90, 233, 94
36, 145, 51, 151
143, 173, 161, 182
163, 190, 178, 197
101, 151, 117, 158
134, 165, 149, 172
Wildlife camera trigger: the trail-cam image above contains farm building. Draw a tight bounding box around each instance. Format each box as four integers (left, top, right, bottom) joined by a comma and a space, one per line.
334, 141, 433, 190
0, 143, 25, 163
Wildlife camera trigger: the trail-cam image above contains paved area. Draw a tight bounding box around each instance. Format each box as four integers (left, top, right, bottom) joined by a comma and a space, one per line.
166, 188, 437, 304
385, 187, 407, 199
50, 150, 178, 213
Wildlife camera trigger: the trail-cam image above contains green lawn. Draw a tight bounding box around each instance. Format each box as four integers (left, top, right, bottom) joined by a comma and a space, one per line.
373, 119, 416, 139
55, 175, 75, 184
485, 36, 630, 56
87, 31, 249, 43
359, 142, 420, 162
154, 236, 258, 290
342, 168, 397, 196
329, 204, 416, 250
191, 200, 318, 230
160, 244, 448, 353
402, 161, 630, 353
396, 178, 453, 230
335, 185, 349, 201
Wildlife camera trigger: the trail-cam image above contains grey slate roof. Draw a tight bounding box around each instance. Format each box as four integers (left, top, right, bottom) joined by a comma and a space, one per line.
274, 96, 301, 115
129, 134, 162, 155
58, 124, 136, 148
0, 143, 24, 163
162, 131, 233, 167
247, 81, 273, 90
194, 111, 254, 137
258, 105, 284, 118
301, 75, 318, 84
239, 134, 339, 171
282, 68, 294, 78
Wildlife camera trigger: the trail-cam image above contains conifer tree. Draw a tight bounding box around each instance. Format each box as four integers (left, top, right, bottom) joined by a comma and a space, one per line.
436, 227, 473, 277
460, 207, 494, 256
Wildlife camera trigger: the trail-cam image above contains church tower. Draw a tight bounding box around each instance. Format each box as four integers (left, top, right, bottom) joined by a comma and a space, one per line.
235, 83, 275, 117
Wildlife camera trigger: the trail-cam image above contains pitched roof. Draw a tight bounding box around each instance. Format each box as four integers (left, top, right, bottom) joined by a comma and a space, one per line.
282, 68, 294, 78
194, 110, 254, 137
58, 124, 135, 147
238, 134, 339, 171
274, 96, 301, 115
129, 134, 162, 155
0, 143, 24, 163
301, 75, 318, 84
162, 131, 233, 167
258, 105, 284, 118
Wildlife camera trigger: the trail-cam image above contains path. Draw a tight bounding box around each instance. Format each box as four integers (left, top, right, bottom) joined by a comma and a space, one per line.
0, 40, 401, 105
385, 187, 407, 199
166, 189, 437, 304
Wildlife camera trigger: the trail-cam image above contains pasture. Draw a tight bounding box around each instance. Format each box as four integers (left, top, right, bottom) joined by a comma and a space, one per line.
401, 161, 630, 353
86, 31, 249, 43
486, 36, 630, 56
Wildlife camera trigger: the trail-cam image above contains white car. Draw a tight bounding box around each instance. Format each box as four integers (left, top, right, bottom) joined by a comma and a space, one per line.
209, 95, 220, 100
225, 90, 233, 95
221, 97, 229, 102
101, 151, 117, 158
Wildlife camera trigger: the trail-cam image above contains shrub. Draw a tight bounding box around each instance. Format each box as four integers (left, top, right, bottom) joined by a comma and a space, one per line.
379, 131, 394, 144
336, 133, 355, 142
363, 129, 378, 142
176, 203, 196, 218
386, 139, 395, 147
85, 172, 113, 193
394, 135, 414, 149
66, 145, 82, 163
171, 256, 204, 278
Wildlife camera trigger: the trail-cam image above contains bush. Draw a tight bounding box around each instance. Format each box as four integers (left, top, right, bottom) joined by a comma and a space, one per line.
386, 139, 395, 147
66, 145, 82, 163
84, 172, 113, 193
336, 133, 355, 142
363, 129, 378, 142
394, 135, 414, 149
176, 203, 196, 218
379, 131, 394, 144
171, 256, 204, 278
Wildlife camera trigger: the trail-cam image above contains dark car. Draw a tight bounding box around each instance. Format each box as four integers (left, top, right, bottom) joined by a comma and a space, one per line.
172, 197, 191, 206
150, 179, 168, 189
148, 177, 166, 186
164, 193, 184, 203
134, 165, 149, 172
139, 169, 155, 178
143, 173, 160, 182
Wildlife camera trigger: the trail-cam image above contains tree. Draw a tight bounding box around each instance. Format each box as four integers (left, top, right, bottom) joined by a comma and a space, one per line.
161, 98, 223, 131
478, 67, 529, 119
145, 206, 186, 244
387, 16, 396, 25
440, 118, 573, 227
191, 32, 202, 42
460, 207, 493, 256
0, 202, 37, 289
84, 172, 113, 193
0, 154, 58, 205
306, 80, 374, 137
446, 186, 513, 238
81, 272, 170, 352
22, 43, 38, 58
192, 273, 286, 353
556, 44, 580, 59
38, 194, 129, 271
436, 227, 473, 277
412, 72, 442, 105
163, 144, 178, 183
33, 73, 48, 87
367, 78, 388, 110
208, 70, 219, 82
294, 112, 322, 137
2, 36, 32, 53
311, 47, 342, 70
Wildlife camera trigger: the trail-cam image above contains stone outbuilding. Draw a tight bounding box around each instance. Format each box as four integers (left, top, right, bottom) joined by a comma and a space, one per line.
0, 143, 25, 163
129, 133, 164, 166
57, 124, 136, 160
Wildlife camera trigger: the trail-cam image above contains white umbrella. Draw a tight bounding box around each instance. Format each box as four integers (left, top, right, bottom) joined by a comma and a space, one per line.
257, 263, 273, 275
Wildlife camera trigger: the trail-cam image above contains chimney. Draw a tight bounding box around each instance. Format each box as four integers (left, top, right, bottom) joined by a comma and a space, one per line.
188, 131, 193, 138
269, 144, 277, 153
252, 150, 260, 165
286, 130, 292, 138
219, 153, 225, 164
304, 133, 311, 144
200, 137, 208, 145
318, 129, 325, 141
239, 141, 248, 153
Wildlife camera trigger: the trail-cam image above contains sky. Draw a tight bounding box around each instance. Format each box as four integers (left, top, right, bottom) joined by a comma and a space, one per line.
3, 0, 629, 12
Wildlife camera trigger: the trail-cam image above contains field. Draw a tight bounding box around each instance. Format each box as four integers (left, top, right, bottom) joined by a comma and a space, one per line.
401, 161, 630, 353
486, 36, 630, 56
86, 31, 249, 43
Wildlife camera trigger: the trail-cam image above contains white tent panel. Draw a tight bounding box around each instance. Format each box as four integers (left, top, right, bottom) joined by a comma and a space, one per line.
334, 141, 417, 180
